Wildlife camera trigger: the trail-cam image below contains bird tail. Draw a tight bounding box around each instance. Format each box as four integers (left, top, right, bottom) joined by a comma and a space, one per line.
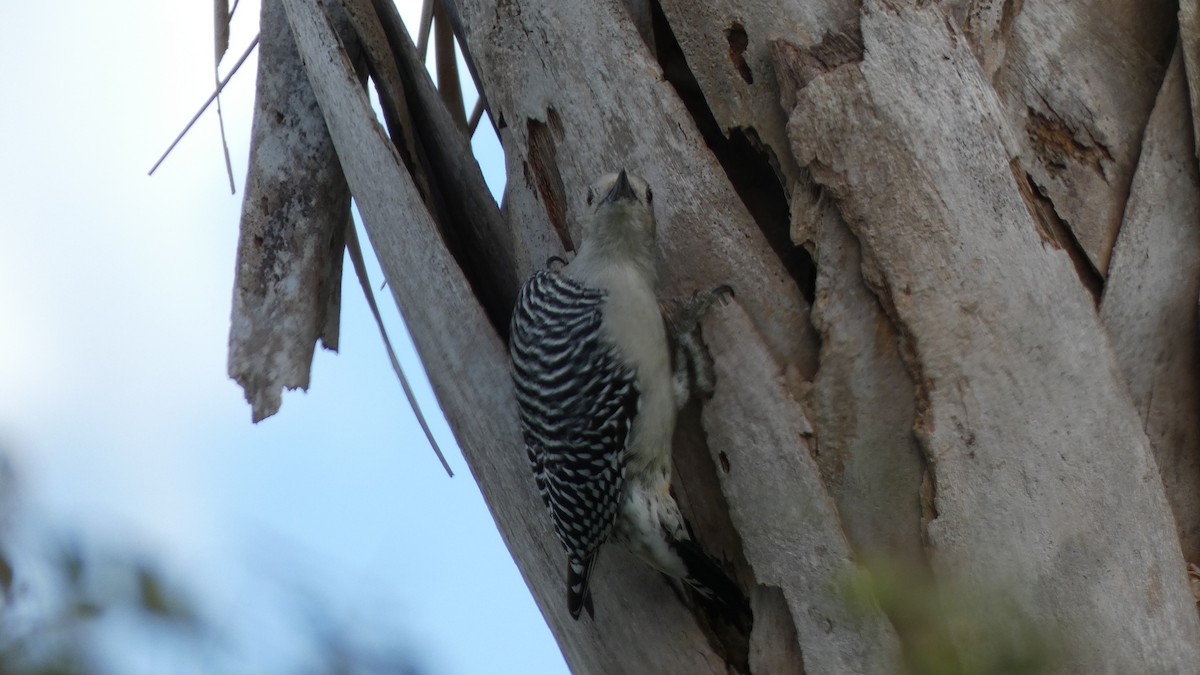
567, 554, 598, 620
672, 537, 749, 618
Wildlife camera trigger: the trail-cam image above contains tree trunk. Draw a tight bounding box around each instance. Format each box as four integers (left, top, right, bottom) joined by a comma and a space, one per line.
231, 0, 1200, 671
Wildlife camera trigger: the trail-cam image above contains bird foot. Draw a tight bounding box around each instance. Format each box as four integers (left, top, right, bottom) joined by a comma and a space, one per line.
671, 284, 734, 405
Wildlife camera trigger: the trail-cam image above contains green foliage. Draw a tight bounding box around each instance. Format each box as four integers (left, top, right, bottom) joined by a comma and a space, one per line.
843, 560, 1063, 675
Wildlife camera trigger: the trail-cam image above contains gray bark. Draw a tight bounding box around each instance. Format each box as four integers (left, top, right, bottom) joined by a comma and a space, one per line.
701, 300, 903, 673
988, 0, 1175, 278
776, 1, 1200, 670
798, 197, 925, 569
654, 0, 857, 190
228, 0, 349, 422
227, 0, 1200, 671
1100, 46, 1200, 564
1179, 0, 1200, 158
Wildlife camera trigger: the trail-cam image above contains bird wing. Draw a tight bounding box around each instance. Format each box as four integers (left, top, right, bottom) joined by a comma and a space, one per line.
509, 270, 638, 563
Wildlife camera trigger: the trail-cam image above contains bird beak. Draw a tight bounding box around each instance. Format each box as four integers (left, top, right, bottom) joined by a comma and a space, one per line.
602, 168, 637, 204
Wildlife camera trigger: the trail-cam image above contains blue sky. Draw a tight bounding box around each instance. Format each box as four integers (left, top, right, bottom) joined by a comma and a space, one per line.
0, 1, 566, 672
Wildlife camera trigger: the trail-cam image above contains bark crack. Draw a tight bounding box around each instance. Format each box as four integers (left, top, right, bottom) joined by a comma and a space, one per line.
524, 108, 573, 252
672, 400, 754, 671
649, 0, 817, 304
771, 30, 942, 665
1010, 162, 1104, 303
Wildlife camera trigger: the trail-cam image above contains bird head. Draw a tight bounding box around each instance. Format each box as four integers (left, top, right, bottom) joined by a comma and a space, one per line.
581, 169, 657, 252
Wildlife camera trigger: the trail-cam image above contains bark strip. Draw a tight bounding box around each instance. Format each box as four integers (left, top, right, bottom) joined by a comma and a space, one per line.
992, 0, 1175, 277
1100, 45, 1200, 565
701, 300, 905, 674
1179, 0, 1200, 156
776, 1, 1200, 670
655, 0, 858, 189
798, 197, 925, 570
228, 0, 348, 422
278, 0, 734, 671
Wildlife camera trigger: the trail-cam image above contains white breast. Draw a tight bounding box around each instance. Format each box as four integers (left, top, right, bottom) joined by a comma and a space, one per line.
589, 264, 676, 480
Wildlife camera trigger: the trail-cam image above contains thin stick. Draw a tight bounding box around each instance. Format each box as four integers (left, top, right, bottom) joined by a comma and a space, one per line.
214, 0, 231, 63
467, 96, 486, 136
346, 220, 455, 477
214, 68, 237, 193
148, 34, 260, 177
433, 2, 466, 129
415, 0, 434, 60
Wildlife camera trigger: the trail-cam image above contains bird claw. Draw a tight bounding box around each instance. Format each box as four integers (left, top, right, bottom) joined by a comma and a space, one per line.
709, 284, 735, 303
671, 283, 733, 406
675, 284, 735, 336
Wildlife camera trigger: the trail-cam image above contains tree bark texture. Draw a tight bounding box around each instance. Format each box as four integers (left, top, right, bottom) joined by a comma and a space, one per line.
228, 0, 351, 422
776, 2, 1200, 670
228, 0, 1200, 671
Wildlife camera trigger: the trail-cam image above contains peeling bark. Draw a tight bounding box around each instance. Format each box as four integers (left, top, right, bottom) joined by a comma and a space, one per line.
1180, 0, 1200, 155
365, 0, 519, 331
747, 586, 806, 675
228, 0, 350, 422
450, 0, 819, 385
1100, 46, 1200, 565
654, 0, 858, 189
701, 300, 904, 674
797, 196, 925, 569
993, 0, 1175, 277
939, 0, 1023, 80
226, 0, 1200, 670
280, 0, 741, 671
776, 1, 1200, 670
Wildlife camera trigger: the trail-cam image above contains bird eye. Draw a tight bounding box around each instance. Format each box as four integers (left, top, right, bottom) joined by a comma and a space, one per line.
586, 188, 594, 206
645, 187, 653, 204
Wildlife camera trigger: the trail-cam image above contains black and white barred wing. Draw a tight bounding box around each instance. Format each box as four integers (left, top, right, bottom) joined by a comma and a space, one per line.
509, 270, 638, 617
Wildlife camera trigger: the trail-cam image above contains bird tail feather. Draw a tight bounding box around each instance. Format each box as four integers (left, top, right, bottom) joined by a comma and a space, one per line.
567, 554, 598, 620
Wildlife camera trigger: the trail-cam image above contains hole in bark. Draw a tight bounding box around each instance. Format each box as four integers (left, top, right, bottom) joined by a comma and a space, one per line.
526, 111, 574, 253
719, 451, 730, 473
725, 22, 754, 84
650, 1, 816, 304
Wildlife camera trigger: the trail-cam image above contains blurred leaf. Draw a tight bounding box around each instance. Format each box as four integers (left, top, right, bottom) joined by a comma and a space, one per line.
58, 544, 84, 590
0, 548, 12, 595
70, 599, 103, 620
136, 565, 170, 616
843, 560, 1061, 675
134, 564, 195, 625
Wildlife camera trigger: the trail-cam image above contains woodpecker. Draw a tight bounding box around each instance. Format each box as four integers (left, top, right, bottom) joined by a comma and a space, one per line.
509, 169, 738, 619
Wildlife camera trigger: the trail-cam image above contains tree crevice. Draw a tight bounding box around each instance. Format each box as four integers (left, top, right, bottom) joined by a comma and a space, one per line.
525, 109, 574, 254
671, 397, 755, 670
649, 0, 817, 306
1012, 164, 1104, 304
